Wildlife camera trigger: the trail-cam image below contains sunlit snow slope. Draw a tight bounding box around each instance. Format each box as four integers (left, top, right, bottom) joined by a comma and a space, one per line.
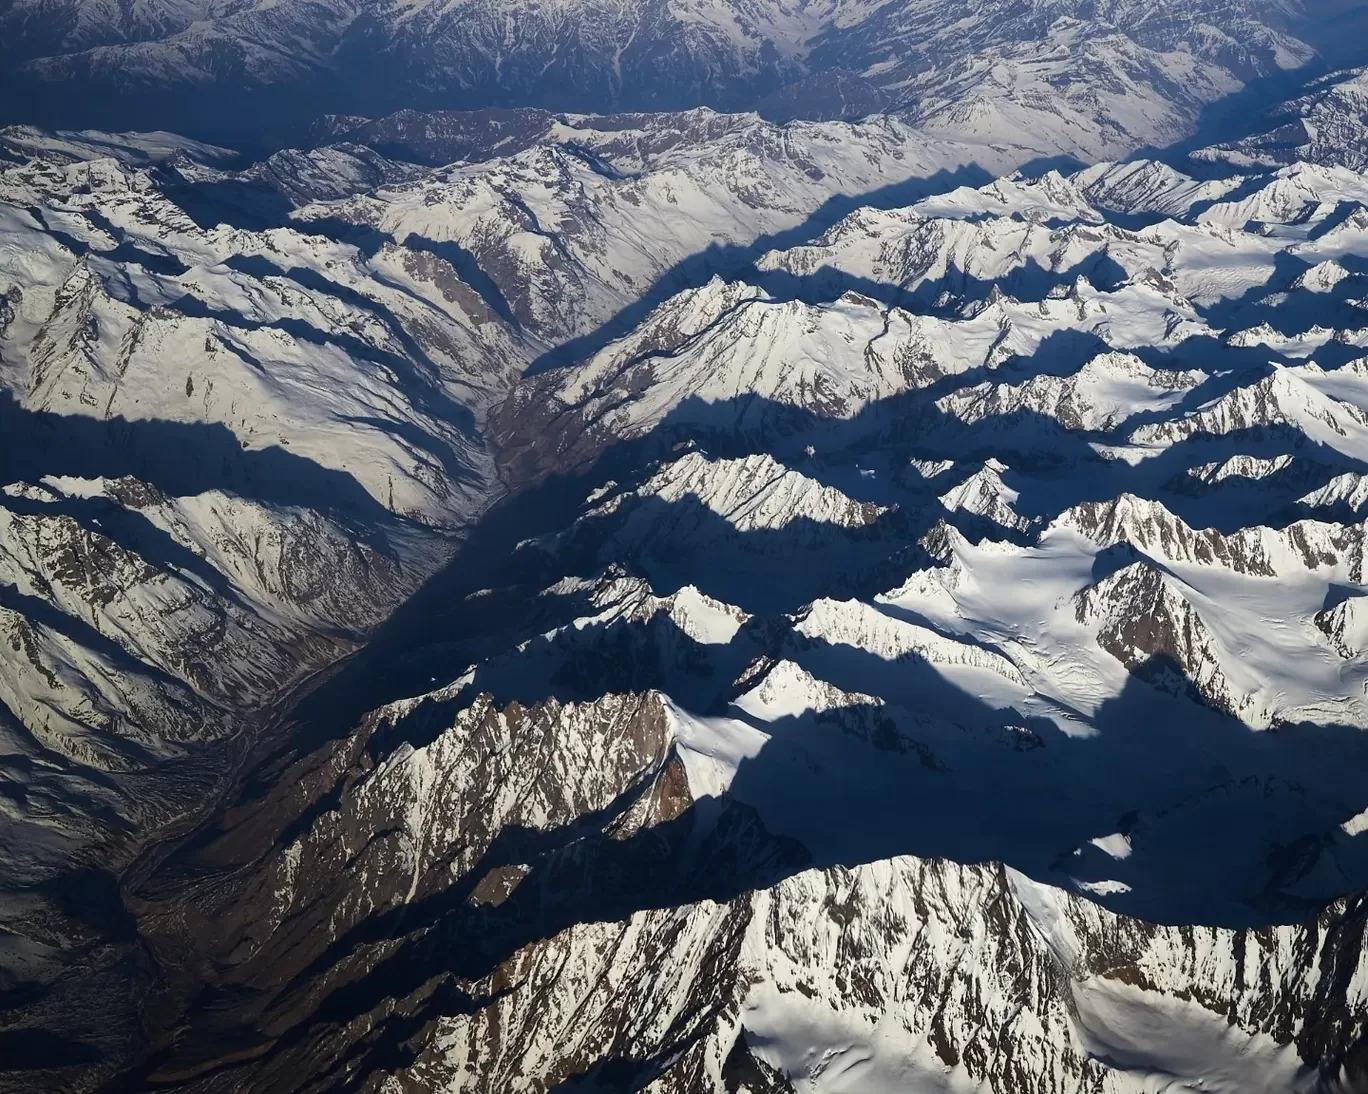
4, 65, 1368, 1094
0, 0, 1357, 156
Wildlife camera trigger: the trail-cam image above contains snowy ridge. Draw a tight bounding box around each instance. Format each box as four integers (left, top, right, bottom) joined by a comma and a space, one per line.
1297, 470, 1368, 517
793, 596, 1029, 688
596, 451, 886, 532
937, 352, 1205, 433
543, 571, 753, 647
0, 125, 236, 167
1072, 561, 1266, 724
178, 677, 1366, 1094
0, 0, 1336, 163
306, 117, 1028, 345
11, 66, 1368, 1094
936, 457, 1033, 533
1183, 453, 1303, 486
1051, 493, 1363, 578
1197, 66, 1368, 172
1130, 366, 1368, 455
1076, 159, 1244, 219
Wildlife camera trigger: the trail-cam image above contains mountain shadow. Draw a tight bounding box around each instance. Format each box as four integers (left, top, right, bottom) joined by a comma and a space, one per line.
0, 390, 396, 527
92, 645, 1368, 1092
64, 362, 1368, 1093
520, 162, 996, 377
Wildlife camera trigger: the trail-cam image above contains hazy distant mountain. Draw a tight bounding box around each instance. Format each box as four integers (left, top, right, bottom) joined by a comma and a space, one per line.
3, 0, 1366, 153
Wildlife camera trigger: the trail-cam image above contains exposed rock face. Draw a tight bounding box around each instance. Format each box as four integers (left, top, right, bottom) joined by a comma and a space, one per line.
1315, 594, 1368, 659
1073, 561, 1250, 718
0, 139, 515, 912
0, 0, 1339, 156
1197, 66, 1368, 172
71, 679, 1368, 1093
0, 108, 1024, 895
7, 62, 1368, 1094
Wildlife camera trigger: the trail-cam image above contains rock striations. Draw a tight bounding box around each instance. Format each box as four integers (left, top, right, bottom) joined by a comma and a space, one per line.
5, 59, 1368, 1094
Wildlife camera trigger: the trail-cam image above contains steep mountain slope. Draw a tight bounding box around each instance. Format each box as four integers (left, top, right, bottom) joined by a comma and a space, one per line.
287, 111, 1020, 348
1197, 65, 1368, 171
0, 0, 1358, 156
0, 103, 1029, 794
6, 61, 1368, 1094
0, 113, 1056, 1087
0, 137, 513, 1025
0, 110, 1363, 1093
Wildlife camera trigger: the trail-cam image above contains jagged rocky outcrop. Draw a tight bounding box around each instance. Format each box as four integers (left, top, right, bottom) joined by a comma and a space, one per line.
74, 680, 1368, 1093
1073, 561, 1254, 719
0, 0, 1344, 158
1197, 66, 1368, 172
8, 66, 1368, 1094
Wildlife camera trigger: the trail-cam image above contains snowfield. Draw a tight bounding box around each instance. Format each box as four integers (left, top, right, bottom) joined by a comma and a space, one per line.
5, 56, 1368, 1094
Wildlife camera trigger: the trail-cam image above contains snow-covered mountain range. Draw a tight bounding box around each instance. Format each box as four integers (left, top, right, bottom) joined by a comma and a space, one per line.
3, 0, 1366, 153
4, 33, 1368, 1094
